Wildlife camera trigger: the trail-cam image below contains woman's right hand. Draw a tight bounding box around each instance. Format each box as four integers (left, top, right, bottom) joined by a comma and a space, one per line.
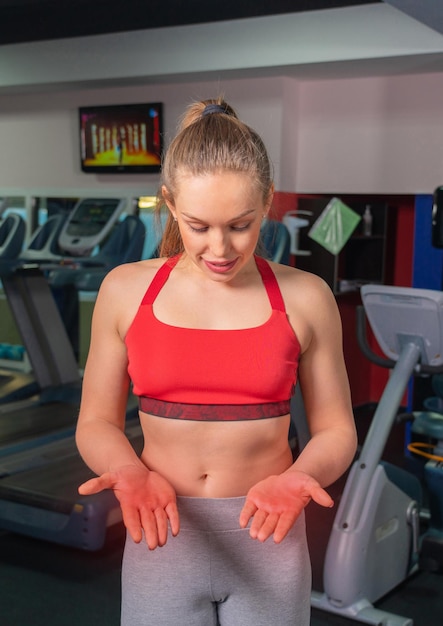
78, 465, 179, 549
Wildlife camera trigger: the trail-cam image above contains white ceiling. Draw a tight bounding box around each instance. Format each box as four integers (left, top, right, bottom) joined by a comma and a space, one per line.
1, 1, 443, 94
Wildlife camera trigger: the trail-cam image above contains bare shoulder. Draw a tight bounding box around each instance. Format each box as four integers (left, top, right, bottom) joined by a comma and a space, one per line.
100, 256, 165, 291
267, 261, 340, 349
268, 261, 336, 310
93, 257, 168, 332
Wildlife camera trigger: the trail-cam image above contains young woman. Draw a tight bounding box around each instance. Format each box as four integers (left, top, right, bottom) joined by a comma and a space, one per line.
76, 98, 357, 626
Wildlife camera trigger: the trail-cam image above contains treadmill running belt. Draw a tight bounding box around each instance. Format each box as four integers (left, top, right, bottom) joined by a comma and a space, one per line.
0, 429, 144, 514
0, 454, 94, 514
0, 402, 78, 447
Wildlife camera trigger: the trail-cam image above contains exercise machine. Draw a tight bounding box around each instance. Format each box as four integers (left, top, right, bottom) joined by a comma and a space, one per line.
0, 198, 144, 550
0, 211, 39, 402
48, 209, 146, 291
0, 212, 25, 259
311, 284, 443, 626
0, 197, 136, 401
0, 418, 142, 551
408, 410, 443, 574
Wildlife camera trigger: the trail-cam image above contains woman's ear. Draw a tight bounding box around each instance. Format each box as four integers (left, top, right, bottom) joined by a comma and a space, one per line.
162, 186, 176, 220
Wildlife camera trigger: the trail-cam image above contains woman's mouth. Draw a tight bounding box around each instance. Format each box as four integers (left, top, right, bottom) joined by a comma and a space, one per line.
203, 258, 238, 274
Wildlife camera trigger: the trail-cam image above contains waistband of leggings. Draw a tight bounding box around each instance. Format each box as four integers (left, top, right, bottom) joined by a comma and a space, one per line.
175, 496, 247, 531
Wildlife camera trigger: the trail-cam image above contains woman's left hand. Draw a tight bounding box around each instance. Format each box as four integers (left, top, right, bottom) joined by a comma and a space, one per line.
239, 471, 333, 543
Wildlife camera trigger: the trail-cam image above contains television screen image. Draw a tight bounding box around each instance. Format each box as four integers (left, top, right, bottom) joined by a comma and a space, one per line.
79, 103, 163, 173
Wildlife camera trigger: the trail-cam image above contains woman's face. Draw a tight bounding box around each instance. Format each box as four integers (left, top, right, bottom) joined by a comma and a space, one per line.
164, 171, 273, 282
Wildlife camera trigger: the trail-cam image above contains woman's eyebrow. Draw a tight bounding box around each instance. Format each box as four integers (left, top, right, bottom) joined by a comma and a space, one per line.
181, 208, 256, 223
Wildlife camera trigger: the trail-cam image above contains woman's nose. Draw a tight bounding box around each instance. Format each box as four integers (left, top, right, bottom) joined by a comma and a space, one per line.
209, 229, 230, 256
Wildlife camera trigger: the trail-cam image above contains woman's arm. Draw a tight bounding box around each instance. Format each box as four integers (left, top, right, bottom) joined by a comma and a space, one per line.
240, 270, 357, 542
75, 266, 142, 473
290, 272, 357, 485
75, 266, 179, 549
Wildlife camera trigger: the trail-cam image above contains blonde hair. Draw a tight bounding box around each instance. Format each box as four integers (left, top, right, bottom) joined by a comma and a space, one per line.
156, 97, 273, 257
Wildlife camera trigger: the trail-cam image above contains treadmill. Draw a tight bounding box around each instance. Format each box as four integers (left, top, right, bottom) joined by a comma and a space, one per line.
0, 197, 143, 550
0, 210, 39, 403
0, 197, 126, 414
0, 198, 125, 404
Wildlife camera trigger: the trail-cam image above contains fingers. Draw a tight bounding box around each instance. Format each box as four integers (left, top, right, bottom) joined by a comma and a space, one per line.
122, 507, 166, 549
248, 510, 298, 543
165, 502, 180, 537
249, 510, 279, 541
78, 474, 113, 495
239, 501, 257, 528
142, 506, 180, 550
273, 512, 298, 543
121, 505, 144, 544
140, 507, 164, 550
242, 497, 291, 543
153, 508, 169, 547
245, 490, 333, 544
122, 503, 180, 550
78, 469, 180, 550
310, 485, 334, 509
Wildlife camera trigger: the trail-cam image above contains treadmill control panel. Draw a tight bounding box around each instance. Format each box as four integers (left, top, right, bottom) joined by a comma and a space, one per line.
58, 198, 126, 256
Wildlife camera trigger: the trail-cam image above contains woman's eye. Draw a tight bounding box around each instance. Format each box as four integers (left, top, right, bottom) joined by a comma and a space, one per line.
231, 223, 251, 232
189, 224, 208, 233
187, 222, 251, 233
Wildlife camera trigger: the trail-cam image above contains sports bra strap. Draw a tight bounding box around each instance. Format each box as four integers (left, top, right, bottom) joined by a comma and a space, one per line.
255, 255, 286, 312
141, 255, 180, 305
141, 254, 286, 312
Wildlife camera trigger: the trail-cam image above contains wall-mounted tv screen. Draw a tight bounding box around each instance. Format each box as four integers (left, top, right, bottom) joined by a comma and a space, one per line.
79, 102, 163, 174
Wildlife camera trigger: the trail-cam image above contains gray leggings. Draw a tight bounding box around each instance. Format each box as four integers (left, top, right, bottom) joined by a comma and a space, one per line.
121, 496, 311, 626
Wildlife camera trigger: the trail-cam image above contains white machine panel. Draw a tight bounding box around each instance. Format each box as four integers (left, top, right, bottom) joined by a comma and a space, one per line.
361, 284, 443, 366
58, 198, 126, 256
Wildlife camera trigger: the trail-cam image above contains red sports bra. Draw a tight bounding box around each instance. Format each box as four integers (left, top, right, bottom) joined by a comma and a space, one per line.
125, 255, 300, 421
